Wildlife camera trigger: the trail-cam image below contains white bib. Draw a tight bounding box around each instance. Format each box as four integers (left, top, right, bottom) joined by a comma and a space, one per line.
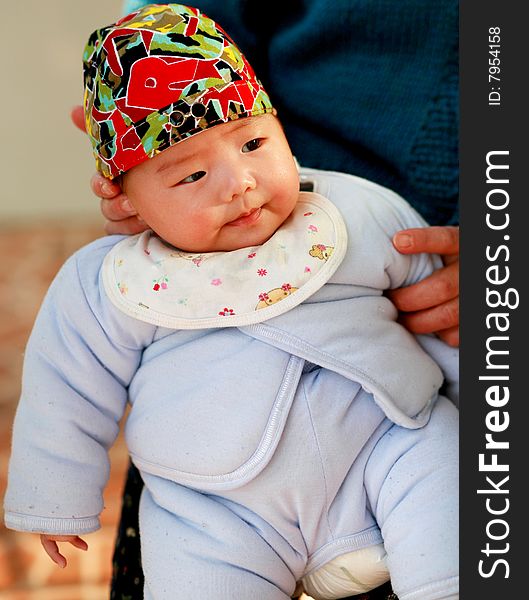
102, 192, 347, 329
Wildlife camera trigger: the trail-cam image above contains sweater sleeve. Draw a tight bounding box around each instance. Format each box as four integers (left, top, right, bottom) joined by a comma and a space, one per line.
3, 237, 156, 535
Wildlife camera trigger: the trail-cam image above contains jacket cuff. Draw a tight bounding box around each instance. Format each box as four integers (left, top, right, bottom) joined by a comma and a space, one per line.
4, 512, 100, 535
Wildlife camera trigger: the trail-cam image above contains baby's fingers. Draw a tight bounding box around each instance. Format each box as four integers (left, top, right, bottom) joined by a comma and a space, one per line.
40, 535, 88, 568
68, 536, 89, 551
40, 537, 67, 568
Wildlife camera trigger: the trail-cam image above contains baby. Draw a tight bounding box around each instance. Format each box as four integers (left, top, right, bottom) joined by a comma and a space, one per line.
4, 5, 459, 600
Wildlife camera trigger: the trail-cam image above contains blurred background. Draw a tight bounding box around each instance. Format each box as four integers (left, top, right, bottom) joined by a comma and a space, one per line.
0, 2, 130, 598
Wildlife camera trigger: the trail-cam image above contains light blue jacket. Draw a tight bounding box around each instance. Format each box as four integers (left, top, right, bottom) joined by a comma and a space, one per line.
4, 168, 458, 535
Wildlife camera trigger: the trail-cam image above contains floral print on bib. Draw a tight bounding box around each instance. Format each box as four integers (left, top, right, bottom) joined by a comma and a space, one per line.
102, 192, 347, 329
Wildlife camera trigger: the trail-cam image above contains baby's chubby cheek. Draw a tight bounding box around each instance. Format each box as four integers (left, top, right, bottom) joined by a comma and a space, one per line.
272, 158, 302, 205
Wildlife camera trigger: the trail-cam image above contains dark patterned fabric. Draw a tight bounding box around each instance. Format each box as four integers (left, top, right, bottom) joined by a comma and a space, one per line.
335, 583, 398, 600
110, 463, 144, 600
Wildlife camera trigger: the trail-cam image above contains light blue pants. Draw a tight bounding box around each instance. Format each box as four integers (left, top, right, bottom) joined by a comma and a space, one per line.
138, 369, 458, 599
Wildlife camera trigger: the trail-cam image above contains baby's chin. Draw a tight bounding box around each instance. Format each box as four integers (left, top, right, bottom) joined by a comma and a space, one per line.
217, 227, 281, 252
182, 235, 272, 254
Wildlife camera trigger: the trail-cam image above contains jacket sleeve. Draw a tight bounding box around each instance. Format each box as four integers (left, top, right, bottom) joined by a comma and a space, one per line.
320, 170, 460, 406
316, 169, 443, 292
362, 182, 460, 405
365, 182, 460, 406
3, 238, 156, 535
364, 181, 445, 290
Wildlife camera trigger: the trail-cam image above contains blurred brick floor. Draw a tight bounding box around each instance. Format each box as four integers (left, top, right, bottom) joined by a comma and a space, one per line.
0, 220, 130, 600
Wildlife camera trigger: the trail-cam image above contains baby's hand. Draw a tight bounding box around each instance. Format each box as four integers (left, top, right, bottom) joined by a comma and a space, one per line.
40, 534, 88, 568
388, 226, 459, 347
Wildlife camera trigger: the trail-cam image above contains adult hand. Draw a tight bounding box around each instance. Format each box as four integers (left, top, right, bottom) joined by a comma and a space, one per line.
71, 105, 147, 235
387, 226, 459, 347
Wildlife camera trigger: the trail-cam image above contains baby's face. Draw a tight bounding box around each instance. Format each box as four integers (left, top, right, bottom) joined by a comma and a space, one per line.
122, 114, 300, 252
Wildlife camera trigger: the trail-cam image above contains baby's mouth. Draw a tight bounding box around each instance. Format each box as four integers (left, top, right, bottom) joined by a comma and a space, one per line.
226, 207, 262, 227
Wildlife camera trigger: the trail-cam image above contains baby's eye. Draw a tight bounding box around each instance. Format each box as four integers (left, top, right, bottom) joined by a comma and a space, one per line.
179, 171, 206, 184
242, 138, 262, 153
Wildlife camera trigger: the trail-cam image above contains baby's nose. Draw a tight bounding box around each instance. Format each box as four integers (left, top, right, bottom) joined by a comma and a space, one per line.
225, 170, 256, 201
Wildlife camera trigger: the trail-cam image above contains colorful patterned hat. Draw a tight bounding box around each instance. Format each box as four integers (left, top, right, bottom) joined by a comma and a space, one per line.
83, 4, 274, 179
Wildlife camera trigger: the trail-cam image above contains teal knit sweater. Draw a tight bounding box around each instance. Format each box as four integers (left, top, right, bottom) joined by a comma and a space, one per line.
122, 0, 458, 225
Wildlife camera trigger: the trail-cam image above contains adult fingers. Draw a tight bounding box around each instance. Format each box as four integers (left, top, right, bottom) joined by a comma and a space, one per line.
70, 105, 86, 133
437, 326, 460, 348
393, 226, 459, 256
398, 297, 460, 337
100, 195, 138, 223
388, 261, 459, 312
90, 172, 123, 199
104, 214, 148, 236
